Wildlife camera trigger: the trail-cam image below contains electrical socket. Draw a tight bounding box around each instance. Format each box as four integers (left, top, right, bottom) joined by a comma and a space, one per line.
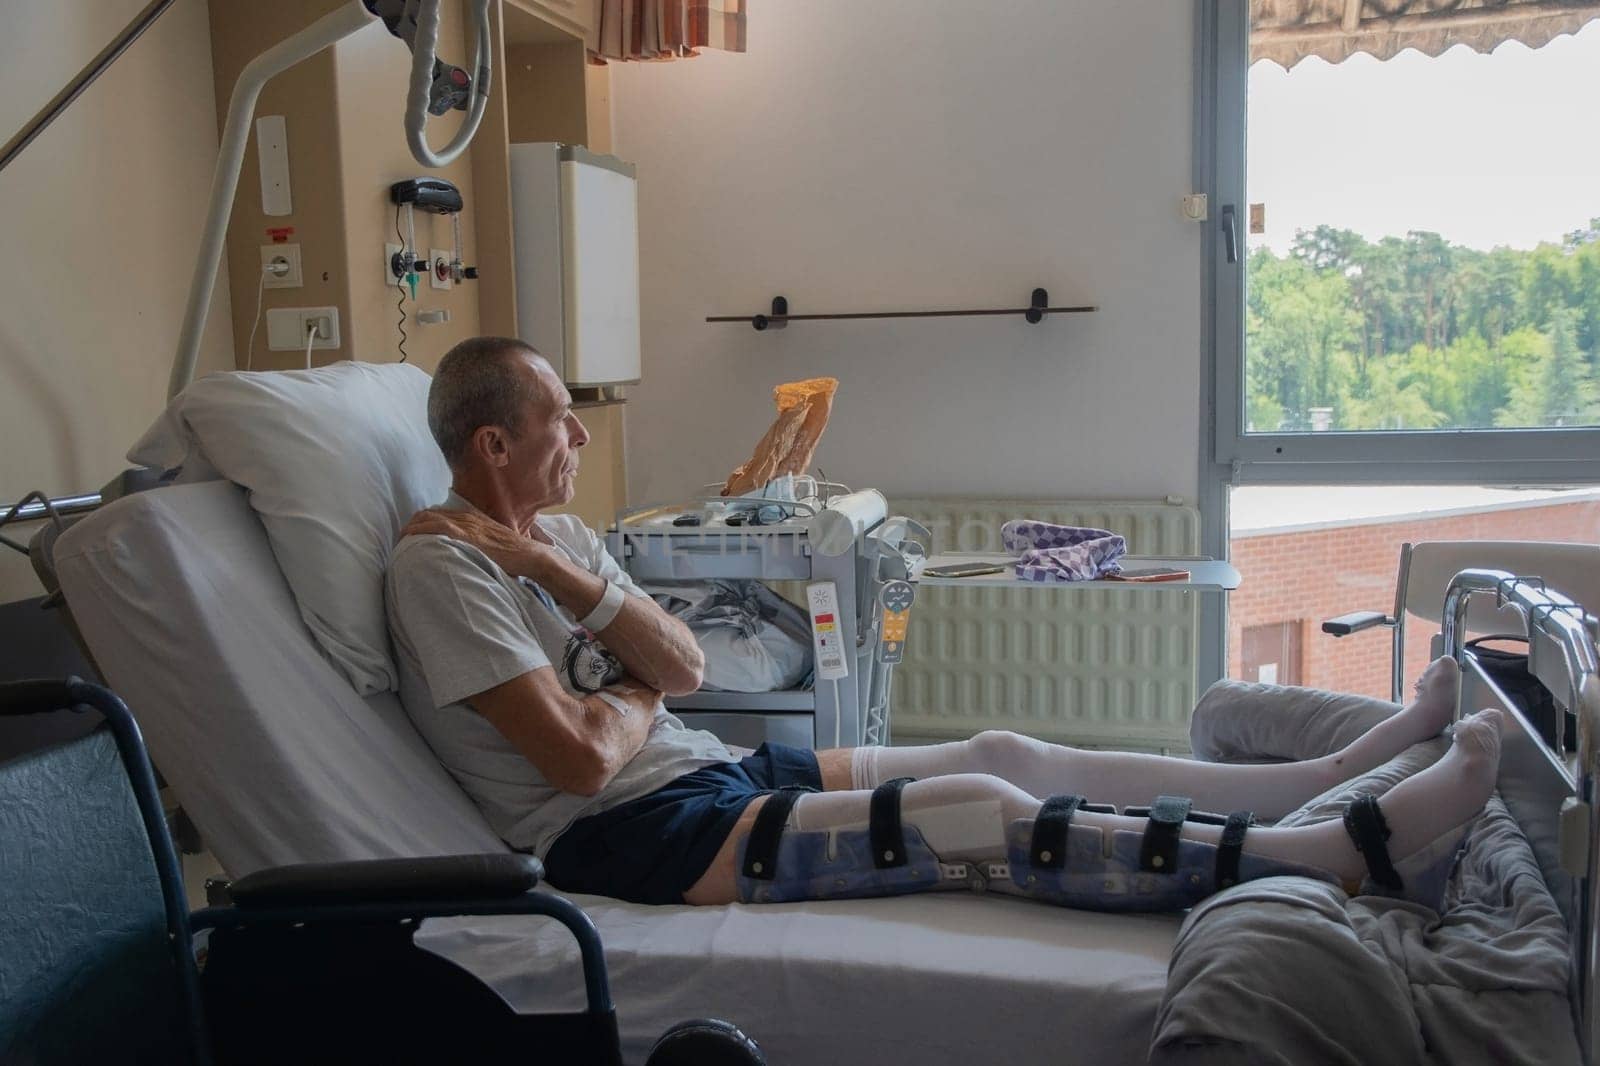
430, 248, 452, 290
261, 243, 302, 288
266, 306, 340, 350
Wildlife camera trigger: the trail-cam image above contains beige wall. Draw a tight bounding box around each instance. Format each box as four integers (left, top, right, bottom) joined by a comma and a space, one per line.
210, 0, 350, 371
0, 0, 235, 600
611, 0, 1201, 506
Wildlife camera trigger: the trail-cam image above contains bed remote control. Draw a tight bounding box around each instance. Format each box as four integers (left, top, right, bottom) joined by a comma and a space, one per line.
807, 582, 850, 681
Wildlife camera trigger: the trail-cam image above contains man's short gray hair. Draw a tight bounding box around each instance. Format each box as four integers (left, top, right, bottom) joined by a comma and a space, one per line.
427, 337, 547, 467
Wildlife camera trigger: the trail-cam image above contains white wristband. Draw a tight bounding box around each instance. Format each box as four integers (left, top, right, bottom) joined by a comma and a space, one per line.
578, 579, 627, 633
593, 689, 632, 717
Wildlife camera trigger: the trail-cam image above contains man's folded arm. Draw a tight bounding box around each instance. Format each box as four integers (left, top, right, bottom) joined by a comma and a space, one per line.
535, 554, 705, 696
468, 666, 661, 797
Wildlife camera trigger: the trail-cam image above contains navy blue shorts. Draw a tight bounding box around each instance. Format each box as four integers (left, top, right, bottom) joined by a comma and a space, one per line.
542, 743, 823, 905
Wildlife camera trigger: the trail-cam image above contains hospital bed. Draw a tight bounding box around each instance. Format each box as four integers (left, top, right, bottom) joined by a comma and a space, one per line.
42, 476, 1177, 1063
23, 365, 1598, 1063
39, 493, 1596, 1060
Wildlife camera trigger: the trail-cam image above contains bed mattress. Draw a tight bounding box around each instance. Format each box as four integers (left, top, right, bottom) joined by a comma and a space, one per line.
420, 892, 1180, 1066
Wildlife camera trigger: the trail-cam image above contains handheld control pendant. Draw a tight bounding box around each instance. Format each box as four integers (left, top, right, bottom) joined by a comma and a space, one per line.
877, 579, 915, 664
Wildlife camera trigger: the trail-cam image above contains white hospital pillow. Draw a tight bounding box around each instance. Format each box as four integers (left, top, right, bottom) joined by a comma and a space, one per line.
128, 362, 449, 695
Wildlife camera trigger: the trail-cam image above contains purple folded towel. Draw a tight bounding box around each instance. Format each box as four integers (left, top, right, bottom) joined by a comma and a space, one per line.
1001, 520, 1127, 583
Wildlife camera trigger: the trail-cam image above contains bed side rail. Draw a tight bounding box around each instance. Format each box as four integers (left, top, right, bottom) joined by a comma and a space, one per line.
1443, 569, 1600, 1063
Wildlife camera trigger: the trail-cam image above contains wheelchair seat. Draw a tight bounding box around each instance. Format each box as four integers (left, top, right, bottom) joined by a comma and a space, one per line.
0, 678, 765, 1066
1322, 540, 1600, 701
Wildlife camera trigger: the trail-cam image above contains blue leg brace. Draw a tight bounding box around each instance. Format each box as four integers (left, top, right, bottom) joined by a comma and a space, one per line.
1002, 795, 1339, 912
738, 787, 1455, 913
737, 780, 979, 904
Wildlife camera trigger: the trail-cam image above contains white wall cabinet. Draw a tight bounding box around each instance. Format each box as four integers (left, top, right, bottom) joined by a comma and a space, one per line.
509, 142, 641, 385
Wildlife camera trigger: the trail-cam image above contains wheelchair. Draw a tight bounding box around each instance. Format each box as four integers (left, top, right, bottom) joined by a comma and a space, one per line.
0, 678, 765, 1065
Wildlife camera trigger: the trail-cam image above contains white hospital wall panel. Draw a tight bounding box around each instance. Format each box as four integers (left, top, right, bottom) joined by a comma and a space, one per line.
0, 0, 234, 601
609, 0, 1201, 508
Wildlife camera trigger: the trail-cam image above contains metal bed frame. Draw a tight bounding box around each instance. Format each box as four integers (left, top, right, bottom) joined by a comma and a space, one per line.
1445, 569, 1600, 1061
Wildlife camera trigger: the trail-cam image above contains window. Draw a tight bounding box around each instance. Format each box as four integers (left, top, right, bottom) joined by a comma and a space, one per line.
1204, 1, 1600, 480
1246, 27, 1600, 436
1197, 2, 1600, 691
1228, 483, 1600, 698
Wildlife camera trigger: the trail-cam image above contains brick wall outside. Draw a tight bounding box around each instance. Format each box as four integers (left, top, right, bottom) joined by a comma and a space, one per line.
1228, 501, 1600, 699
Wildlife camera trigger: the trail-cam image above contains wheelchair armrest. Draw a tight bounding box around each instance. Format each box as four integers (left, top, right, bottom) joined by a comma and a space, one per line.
228, 853, 542, 909
647, 1019, 766, 1066
1321, 610, 1394, 637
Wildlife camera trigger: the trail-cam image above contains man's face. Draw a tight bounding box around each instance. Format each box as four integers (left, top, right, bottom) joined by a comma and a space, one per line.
506, 357, 590, 511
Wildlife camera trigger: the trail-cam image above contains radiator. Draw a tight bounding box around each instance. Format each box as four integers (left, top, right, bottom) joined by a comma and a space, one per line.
889, 498, 1201, 753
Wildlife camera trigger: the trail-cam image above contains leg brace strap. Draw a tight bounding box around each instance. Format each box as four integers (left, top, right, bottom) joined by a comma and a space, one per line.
741, 787, 808, 881
1343, 793, 1403, 891
1030, 794, 1084, 869
1215, 811, 1254, 889
869, 777, 917, 868
1137, 795, 1191, 872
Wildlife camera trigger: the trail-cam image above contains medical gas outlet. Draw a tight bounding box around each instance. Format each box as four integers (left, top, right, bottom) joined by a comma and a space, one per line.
387, 176, 477, 297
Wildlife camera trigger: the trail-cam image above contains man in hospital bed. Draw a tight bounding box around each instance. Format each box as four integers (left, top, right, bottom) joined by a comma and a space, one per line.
387, 336, 1504, 913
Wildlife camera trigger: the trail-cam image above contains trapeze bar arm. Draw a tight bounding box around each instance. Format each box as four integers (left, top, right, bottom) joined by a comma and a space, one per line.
168, 0, 378, 401
405, 0, 493, 169
0, 0, 176, 175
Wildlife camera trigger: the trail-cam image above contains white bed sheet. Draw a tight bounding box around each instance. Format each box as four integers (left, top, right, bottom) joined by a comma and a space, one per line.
420, 892, 1179, 1066
54, 480, 1179, 1064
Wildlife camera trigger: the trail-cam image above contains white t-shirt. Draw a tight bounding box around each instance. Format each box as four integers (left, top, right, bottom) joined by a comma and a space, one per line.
385, 498, 733, 856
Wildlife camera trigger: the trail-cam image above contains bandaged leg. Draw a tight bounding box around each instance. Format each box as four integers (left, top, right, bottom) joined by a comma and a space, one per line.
1004, 797, 1336, 911
1010, 710, 1501, 911
736, 774, 1299, 910
743, 712, 1499, 911
738, 774, 1035, 904
850, 657, 1462, 819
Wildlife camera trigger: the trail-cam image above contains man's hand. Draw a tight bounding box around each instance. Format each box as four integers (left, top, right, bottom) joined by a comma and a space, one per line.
403, 508, 562, 580
603, 676, 666, 716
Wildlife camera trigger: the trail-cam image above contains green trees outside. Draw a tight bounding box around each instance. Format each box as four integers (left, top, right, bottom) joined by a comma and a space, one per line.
1245, 219, 1600, 431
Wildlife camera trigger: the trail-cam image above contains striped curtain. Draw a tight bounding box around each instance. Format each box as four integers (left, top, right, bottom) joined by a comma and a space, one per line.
588, 0, 747, 63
